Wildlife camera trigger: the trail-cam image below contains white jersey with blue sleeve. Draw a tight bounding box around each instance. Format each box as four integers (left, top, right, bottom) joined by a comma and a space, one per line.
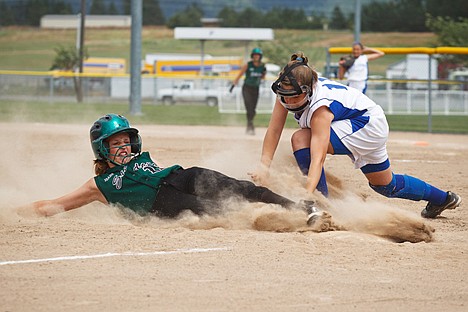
345, 55, 369, 93
346, 54, 368, 82
295, 78, 390, 169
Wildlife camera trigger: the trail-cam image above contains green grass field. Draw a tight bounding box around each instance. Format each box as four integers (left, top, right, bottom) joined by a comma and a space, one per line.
0, 27, 438, 76
1, 100, 467, 134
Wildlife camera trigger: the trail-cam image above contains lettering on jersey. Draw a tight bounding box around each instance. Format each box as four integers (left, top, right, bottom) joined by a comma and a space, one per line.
112, 166, 127, 190
133, 161, 161, 174
249, 68, 263, 77
103, 173, 114, 182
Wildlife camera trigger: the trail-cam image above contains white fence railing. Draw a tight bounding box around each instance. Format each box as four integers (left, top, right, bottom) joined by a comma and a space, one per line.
366, 89, 468, 115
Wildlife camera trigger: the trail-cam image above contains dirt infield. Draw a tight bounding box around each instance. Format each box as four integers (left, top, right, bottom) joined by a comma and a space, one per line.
1, 122, 467, 311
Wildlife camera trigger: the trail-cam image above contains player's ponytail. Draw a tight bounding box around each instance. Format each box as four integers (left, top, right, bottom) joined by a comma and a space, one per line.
281, 51, 317, 88
290, 52, 309, 65
94, 159, 110, 175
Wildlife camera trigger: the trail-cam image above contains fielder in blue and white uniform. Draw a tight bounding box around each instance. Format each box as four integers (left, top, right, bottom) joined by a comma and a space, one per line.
338, 42, 384, 94
251, 52, 461, 219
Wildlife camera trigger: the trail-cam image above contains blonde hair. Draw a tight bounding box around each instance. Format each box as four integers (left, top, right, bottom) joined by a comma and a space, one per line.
279, 51, 318, 88
94, 159, 110, 175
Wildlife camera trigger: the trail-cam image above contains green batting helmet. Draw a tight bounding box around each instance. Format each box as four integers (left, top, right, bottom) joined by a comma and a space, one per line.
90, 114, 141, 160
251, 47, 263, 59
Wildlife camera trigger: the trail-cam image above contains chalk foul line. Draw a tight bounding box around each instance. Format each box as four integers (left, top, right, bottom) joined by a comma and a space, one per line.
0, 247, 230, 266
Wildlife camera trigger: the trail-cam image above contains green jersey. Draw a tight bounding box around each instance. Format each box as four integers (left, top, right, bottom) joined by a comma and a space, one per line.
244, 61, 266, 87
94, 152, 181, 213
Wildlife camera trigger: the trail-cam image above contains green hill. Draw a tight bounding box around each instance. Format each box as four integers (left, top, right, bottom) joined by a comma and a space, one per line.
0, 26, 437, 76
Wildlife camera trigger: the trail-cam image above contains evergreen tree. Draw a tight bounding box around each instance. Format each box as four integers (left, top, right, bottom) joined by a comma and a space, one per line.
329, 6, 348, 30
0, 2, 16, 26
218, 6, 238, 27
166, 3, 203, 28
426, 0, 468, 19
51, 0, 72, 14
237, 7, 263, 28
396, 0, 426, 32
262, 8, 282, 28
362, 1, 399, 31
25, 0, 49, 26
143, 0, 165, 25
123, 0, 131, 15
309, 12, 325, 30
90, 0, 107, 15
108, 2, 118, 15
282, 8, 310, 29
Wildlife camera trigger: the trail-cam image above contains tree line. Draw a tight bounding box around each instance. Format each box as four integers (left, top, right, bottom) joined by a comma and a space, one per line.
0, 0, 466, 34
0, 0, 165, 26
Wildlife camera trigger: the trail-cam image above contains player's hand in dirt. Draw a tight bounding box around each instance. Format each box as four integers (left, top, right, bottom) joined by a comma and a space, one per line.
248, 165, 270, 186
15, 203, 45, 218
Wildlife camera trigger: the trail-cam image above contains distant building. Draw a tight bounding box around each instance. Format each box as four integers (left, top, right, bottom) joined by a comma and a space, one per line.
201, 18, 222, 27
40, 15, 131, 29
386, 54, 438, 90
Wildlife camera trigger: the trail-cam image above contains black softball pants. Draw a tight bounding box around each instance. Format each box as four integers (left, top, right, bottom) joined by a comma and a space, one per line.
242, 84, 260, 127
151, 167, 295, 218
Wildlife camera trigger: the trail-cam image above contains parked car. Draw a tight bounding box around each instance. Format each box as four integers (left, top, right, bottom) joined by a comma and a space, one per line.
157, 81, 220, 106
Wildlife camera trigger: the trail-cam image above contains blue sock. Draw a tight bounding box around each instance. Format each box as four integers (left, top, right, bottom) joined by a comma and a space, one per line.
373, 174, 447, 205
293, 148, 329, 197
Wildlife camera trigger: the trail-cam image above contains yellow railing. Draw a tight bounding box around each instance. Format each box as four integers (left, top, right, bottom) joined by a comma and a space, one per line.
328, 46, 468, 55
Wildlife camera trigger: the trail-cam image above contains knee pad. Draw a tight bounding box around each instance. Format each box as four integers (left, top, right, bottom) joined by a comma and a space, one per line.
370, 174, 398, 197
370, 174, 427, 201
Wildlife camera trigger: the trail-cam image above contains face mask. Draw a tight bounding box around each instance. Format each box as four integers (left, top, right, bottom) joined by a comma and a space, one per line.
271, 61, 314, 113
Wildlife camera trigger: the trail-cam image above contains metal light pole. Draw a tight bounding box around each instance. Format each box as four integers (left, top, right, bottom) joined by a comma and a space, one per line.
354, 0, 361, 43
78, 0, 85, 74
130, 0, 142, 115
76, 0, 86, 102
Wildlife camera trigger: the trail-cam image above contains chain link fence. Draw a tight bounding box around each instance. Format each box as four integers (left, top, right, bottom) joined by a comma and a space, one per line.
1, 72, 467, 116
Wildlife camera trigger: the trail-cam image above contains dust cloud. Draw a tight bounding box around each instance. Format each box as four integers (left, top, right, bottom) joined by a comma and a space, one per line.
0, 122, 435, 243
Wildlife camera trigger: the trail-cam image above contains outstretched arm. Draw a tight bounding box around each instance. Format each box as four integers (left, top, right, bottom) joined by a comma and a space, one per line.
249, 99, 288, 185
232, 63, 248, 86
306, 106, 334, 193
364, 46, 385, 61
26, 178, 107, 217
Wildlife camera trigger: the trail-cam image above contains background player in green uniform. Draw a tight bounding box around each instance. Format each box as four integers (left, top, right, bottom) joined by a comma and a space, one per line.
232, 48, 266, 135
26, 114, 319, 221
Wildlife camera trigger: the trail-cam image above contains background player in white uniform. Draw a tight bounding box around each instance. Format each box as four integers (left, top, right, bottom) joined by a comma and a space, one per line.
250, 52, 461, 219
338, 42, 384, 94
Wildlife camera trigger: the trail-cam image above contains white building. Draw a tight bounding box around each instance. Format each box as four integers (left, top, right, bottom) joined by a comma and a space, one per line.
40, 15, 131, 29
386, 54, 438, 89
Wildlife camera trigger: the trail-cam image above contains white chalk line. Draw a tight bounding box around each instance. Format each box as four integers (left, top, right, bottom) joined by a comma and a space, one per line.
0, 247, 230, 266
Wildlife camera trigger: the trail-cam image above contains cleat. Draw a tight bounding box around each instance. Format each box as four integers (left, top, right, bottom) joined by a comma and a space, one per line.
307, 209, 324, 226
298, 200, 325, 226
421, 191, 462, 219
298, 200, 317, 215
